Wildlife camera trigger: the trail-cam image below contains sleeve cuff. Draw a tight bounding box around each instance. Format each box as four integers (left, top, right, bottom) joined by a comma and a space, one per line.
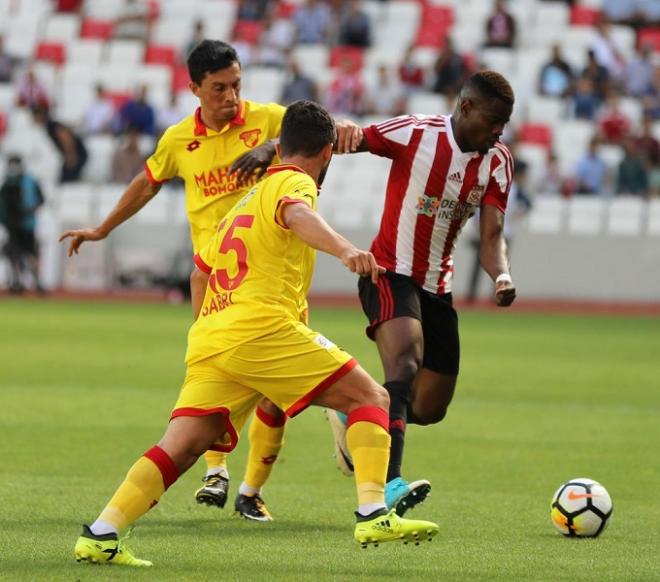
193, 253, 212, 274
144, 163, 167, 186
275, 197, 310, 229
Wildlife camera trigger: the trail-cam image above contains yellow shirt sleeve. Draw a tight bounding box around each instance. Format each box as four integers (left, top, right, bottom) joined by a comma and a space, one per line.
145, 128, 178, 184
266, 103, 286, 140
273, 175, 318, 229
193, 225, 221, 274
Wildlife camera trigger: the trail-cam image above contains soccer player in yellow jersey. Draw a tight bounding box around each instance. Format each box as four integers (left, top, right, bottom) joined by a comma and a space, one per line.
60, 40, 362, 521
73, 100, 439, 566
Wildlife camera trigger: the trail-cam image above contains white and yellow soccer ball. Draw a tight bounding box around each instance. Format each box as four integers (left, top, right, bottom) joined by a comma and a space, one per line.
550, 478, 613, 537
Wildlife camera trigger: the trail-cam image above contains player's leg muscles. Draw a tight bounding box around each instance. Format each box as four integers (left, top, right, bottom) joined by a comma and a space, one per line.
409, 369, 457, 425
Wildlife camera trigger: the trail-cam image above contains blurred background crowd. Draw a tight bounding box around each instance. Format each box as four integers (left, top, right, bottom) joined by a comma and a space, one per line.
0, 0, 659, 295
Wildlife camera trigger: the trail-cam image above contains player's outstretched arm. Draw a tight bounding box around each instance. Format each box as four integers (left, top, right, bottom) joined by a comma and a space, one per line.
230, 140, 277, 183
333, 119, 365, 154
283, 202, 385, 283
58, 171, 160, 257
479, 204, 516, 307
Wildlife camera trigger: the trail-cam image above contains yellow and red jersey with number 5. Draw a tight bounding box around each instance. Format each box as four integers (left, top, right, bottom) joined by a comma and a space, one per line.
186, 164, 317, 364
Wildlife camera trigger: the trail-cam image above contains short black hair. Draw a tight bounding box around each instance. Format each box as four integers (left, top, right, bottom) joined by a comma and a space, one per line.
279, 100, 336, 158
187, 40, 240, 85
463, 70, 515, 106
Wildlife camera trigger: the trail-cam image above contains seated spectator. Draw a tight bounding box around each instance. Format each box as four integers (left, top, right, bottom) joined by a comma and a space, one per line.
398, 45, 425, 93
83, 85, 114, 135
281, 59, 319, 104
364, 65, 406, 117
602, 0, 638, 26
538, 44, 573, 98
324, 56, 364, 116
539, 151, 567, 196
640, 65, 660, 120
0, 37, 19, 84
572, 76, 601, 120
257, 13, 294, 68
616, 137, 649, 196
32, 106, 88, 183
293, 0, 332, 44
431, 38, 469, 98
635, 115, 660, 194
484, 0, 516, 48
637, 0, 660, 25
113, 0, 150, 43
590, 20, 625, 80
338, 0, 371, 49
15, 69, 49, 110
181, 21, 205, 64
582, 49, 610, 100
625, 44, 654, 97
237, 0, 272, 22
597, 91, 631, 144
156, 94, 186, 136
574, 136, 609, 194
112, 126, 146, 183
115, 86, 155, 136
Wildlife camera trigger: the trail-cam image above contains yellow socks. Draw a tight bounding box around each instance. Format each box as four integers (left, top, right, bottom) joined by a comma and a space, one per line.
346, 407, 390, 507
242, 407, 286, 493
96, 446, 179, 531
203, 450, 228, 477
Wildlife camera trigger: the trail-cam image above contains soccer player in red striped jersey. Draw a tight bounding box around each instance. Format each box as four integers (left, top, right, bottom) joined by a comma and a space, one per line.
327, 70, 517, 515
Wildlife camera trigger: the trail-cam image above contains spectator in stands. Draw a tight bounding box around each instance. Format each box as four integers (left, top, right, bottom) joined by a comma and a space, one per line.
237, 0, 272, 21
625, 44, 654, 97
181, 21, 205, 64
281, 59, 319, 104
638, 0, 660, 25
398, 45, 425, 94
325, 55, 364, 116
116, 85, 155, 136
538, 44, 573, 98
635, 115, 660, 174
32, 106, 88, 183
83, 84, 114, 135
364, 64, 406, 117
257, 12, 295, 68
574, 136, 609, 194
113, 0, 150, 43
597, 91, 631, 144
640, 65, 660, 120
616, 136, 649, 196
582, 49, 610, 101
0, 37, 18, 84
540, 151, 567, 195
111, 126, 146, 184
156, 94, 185, 137
232, 25, 255, 68
293, 0, 333, 44
431, 38, 469, 98
571, 76, 601, 120
338, 0, 371, 48
484, 0, 516, 48
15, 69, 49, 110
590, 20, 625, 80
0, 155, 44, 294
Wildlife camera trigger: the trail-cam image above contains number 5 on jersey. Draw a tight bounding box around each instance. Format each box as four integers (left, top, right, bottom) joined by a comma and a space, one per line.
209, 215, 255, 293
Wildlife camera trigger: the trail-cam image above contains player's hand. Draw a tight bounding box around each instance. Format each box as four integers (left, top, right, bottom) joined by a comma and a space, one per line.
334, 119, 363, 154
495, 280, 516, 307
341, 248, 386, 283
58, 227, 106, 257
230, 142, 276, 184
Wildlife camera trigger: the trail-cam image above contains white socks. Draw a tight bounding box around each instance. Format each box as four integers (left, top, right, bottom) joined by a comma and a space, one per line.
89, 519, 118, 536
238, 482, 260, 496
206, 467, 229, 479
357, 503, 387, 517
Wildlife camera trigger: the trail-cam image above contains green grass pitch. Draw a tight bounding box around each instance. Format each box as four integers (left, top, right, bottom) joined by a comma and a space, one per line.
1, 298, 659, 581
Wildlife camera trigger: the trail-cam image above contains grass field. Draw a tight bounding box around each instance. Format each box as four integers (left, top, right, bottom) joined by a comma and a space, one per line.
1, 298, 659, 581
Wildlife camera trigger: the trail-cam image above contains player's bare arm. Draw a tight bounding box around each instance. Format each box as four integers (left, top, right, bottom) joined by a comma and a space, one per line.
283, 202, 384, 283
479, 204, 516, 307
230, 140, 277, 183
59, 171, 160, 257
190, 266, 210, 319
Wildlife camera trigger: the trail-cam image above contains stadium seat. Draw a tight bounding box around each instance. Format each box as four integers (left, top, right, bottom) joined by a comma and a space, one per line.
83, 0, 124, 20
242, 67, 285, 104
527, 96, 566, 124
43, 13, 80, 43
0, 85, 13, 112
202, 1, 238, 42
56, 183, 94, 223
84, 135, 115, 184
139, 64, 173, 109
98, 64, 137, 92
411, 46, 440, 69
527, 195, 565, 234
152, 18, 191, 52
172, 65, 191, 92
518, 123, 553, 149
55, 82, 96, 126
610, 25, 636, 58
80, 18, 114, 40
0, 111, 6, 138
35, 42, 67, 66
4, 15, 41, 59
647, 199, 660, 236
292, 45, 329, 80
233, 20, 264, 45
515, 143, 548, 192
479, 48, 517, 78
567, 197, 605, 235
637, 27, 660, 52
275, 1, 298, 19
67, 39, 104, 66
145, 44, 178, 69
570, 5, 601, 26
408, 92, 448, 116
329, 46, 365, 71
414, 3, 452, 48
106, 40, 145, 66
599, 144, 624, 173
607, 196, 645, 236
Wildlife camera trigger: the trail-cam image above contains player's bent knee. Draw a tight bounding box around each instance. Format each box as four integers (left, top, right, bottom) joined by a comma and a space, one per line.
415, 406, 448, 426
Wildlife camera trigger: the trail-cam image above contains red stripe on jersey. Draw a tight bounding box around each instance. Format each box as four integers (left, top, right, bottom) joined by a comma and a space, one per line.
377, 116, 444, 135
410, 129, 453, 287
378, 275, 394, 321
495, 142, 514, 192
437, 154, 483, 294
482, 154, 507, 211
371, 128, 425, 270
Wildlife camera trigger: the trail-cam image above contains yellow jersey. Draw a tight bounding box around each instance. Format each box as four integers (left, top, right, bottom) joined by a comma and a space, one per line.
186, 164, 317, 364
145, 100, 285, 251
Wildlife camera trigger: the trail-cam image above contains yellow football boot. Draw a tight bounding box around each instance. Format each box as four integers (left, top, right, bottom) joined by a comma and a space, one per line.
354, 509, 438, 548
74, 525, 152, 567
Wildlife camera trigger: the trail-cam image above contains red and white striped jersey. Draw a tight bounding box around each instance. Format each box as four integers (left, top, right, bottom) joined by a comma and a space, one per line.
364, 114, 513, 295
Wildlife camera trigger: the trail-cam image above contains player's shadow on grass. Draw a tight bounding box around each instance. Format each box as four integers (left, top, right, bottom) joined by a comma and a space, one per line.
145, 517, 348, 534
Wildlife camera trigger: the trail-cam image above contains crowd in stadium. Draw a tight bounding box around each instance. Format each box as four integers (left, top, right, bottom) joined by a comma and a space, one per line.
0, 0, 658, 198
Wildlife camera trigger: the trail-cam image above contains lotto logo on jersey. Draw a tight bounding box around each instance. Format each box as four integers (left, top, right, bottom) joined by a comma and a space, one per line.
314, 334, 336, 350
416, 194, 441, 217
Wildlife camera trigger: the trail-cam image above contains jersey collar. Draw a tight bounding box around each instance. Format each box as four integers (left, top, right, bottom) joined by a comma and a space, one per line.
267, 163, 320, 189
193, 101, 246, 137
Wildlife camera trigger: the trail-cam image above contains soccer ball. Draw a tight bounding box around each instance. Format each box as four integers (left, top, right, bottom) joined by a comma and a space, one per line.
550, 478, 613, 537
